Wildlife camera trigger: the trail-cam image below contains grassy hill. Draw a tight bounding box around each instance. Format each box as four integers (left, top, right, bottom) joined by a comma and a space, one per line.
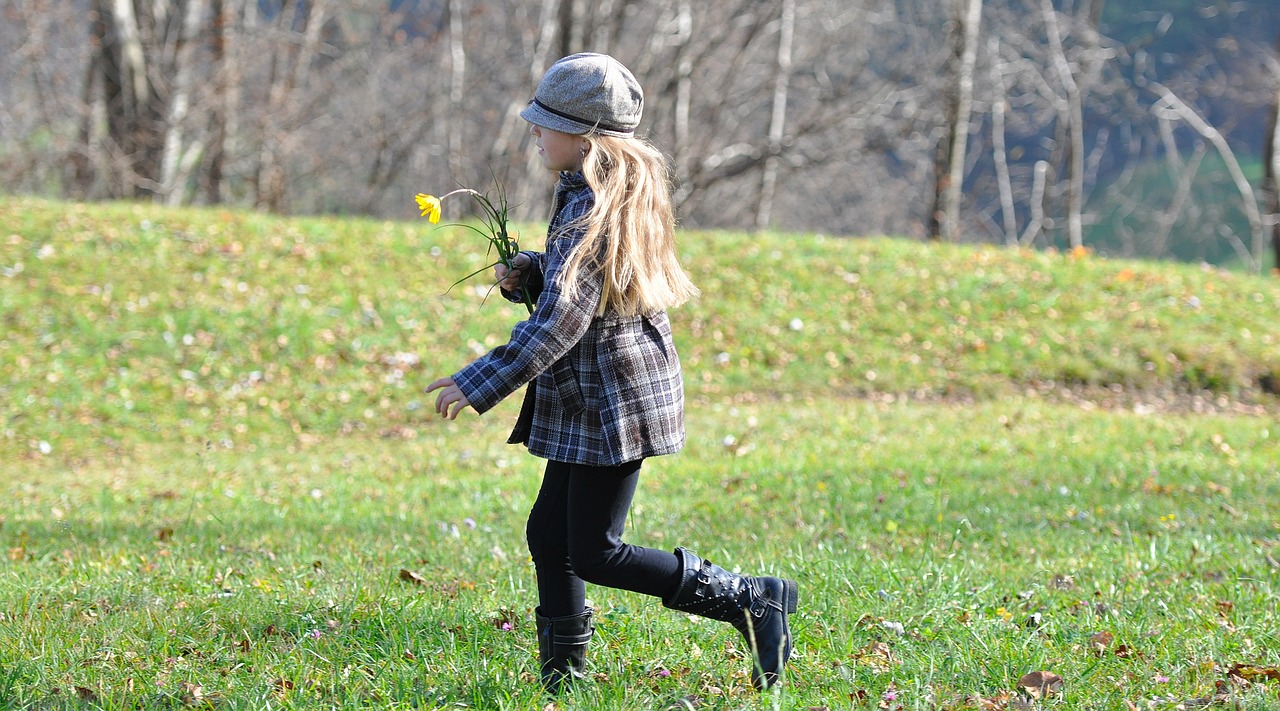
3, 196, 1277, 459
2, 197, 1279, 709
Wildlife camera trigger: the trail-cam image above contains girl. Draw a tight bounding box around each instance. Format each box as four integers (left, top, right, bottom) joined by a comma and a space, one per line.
425, 53, 798, 693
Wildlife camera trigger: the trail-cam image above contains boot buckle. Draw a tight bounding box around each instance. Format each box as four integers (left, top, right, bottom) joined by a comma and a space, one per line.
694, 561, 714, 593
749, 595, 772, 618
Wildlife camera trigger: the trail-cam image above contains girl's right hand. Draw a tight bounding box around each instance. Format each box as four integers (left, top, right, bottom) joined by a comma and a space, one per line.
495, 253, 532, 293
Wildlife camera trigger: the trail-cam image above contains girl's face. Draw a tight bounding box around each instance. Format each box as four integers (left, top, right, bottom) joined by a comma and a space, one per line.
530, 124, 587, 172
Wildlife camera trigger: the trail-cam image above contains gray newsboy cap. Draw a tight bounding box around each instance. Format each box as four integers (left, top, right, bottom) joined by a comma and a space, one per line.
520, 53, 643, 137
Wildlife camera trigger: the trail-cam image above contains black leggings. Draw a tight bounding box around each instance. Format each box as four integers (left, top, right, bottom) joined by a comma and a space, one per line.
525, 459, 682, 617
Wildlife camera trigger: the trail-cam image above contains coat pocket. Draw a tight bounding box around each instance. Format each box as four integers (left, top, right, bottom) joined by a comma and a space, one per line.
550, 358, 586, 416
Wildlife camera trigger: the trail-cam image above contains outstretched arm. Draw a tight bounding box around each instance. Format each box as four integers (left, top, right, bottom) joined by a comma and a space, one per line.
425, 376, 471, 420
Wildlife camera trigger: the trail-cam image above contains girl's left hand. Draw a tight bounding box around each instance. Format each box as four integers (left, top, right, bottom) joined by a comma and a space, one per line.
425, 377, 471, 419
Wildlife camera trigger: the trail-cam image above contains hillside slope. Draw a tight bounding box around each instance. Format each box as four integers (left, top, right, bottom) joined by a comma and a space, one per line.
2, 197, 1277, 457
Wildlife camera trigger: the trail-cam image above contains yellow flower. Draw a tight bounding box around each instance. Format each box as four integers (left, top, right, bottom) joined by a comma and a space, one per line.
415, 193, 442, 223
412, 183, 533, 313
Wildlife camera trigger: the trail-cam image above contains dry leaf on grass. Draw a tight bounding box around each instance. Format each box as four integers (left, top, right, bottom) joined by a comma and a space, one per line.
1017, 671, 1063, 700
398, 568, 427, 586
1228, 664, 1280, 683
854, 640, 899, 671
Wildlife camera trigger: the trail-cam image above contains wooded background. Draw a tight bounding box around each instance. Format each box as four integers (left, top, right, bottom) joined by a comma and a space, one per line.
2, 0, 1278, 271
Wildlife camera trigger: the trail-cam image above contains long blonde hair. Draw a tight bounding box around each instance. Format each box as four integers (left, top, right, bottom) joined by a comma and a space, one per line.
555, 135, 699, 317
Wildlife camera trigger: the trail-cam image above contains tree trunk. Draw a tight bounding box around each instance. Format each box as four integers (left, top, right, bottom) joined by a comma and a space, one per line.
1267, 30, 1280, 275
160, 0, 206, 206
508, 0, 564, 221
556, 0, 576, 58
1020, 161, 1049, 247
448, 0, 467, 193
253, 0, 329, 212
929, 0, 963, 241
672, 0, 694, 181
76, 9, 106, 197
942, 0, 982, 242
755, 0, 795, 231
1043, 0, 1084, 252
989, 38, 1017, 246
203, 0, 228, 204
93, 0, 140, 197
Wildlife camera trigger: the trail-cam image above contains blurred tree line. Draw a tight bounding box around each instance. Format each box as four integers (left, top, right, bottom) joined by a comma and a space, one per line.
1, 0, 1277, 272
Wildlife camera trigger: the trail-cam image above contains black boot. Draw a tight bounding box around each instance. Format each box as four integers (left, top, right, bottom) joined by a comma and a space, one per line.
534, 607, 594, 693
662, 548, 798, 690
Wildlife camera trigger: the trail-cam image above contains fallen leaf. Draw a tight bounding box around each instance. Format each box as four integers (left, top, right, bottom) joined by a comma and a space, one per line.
179, 682, 204, 705
943, 691, 1014, 711
1114, 644, 1141, 659
854, 641, 898, 671
1228, 664, 1280, 683
1090, 631, 1114, 654
399, 568, 427, 586
1017, 670, 1063, 700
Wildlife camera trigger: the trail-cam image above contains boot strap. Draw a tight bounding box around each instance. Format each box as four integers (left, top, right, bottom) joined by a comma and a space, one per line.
748, 593, 775, 618
694, 560, 714, 596
553, 630, 594, 645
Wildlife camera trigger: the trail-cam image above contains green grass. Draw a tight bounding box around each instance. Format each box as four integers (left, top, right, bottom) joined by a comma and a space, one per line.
2, 196, 1279, 709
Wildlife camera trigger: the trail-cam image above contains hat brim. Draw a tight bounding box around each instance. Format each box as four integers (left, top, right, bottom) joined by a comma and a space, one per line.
520, 101, 591, 135
520, 101, 635, 138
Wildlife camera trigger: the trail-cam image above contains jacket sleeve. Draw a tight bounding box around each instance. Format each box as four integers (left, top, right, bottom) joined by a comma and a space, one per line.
452, 237, 603, 415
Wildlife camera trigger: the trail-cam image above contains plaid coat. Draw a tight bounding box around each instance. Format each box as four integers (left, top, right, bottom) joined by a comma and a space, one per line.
451, 172, 686, 466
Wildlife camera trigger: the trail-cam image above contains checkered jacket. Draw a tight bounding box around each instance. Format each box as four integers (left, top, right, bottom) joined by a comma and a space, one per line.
451, 171, 686, 466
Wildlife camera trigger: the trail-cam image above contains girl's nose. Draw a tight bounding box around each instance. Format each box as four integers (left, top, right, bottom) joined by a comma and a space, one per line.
529, 124, 541, 137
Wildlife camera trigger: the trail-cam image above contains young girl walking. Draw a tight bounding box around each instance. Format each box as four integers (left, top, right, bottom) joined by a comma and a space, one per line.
425, 53, 798, 693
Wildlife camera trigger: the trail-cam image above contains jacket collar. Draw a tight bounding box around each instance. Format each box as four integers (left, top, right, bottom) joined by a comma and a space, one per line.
558, 170, 588, 190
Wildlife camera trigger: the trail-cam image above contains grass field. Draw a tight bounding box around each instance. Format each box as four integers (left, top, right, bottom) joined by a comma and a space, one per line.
2, 196, 1279, 709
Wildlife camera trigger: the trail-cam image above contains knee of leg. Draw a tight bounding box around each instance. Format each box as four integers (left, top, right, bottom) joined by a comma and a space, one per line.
525, 519, 546, 563
567, 547, 619, 585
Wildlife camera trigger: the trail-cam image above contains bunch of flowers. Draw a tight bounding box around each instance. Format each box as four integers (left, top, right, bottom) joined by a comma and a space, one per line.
415, 184, 533, 313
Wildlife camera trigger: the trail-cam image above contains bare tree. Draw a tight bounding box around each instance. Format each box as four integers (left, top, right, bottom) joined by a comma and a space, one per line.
755, 0, 796, 231
159, 0, 207, 205
988, 38, 1018, 246
89, 0, 164, 197
1041, 0, 1085, 251
1266, 30, 1280, 274
4, 0, 1278, 265
203, 0, 230, 204
1151, 82, 1266, 272
940, 0, 983, 242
